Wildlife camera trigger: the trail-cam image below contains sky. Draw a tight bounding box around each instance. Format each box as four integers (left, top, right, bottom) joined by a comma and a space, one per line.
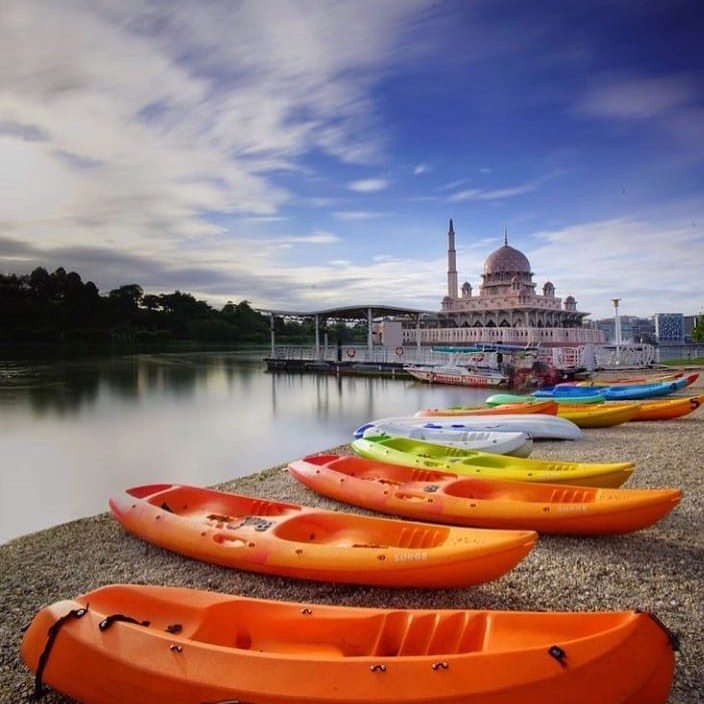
1, 0, 703, 321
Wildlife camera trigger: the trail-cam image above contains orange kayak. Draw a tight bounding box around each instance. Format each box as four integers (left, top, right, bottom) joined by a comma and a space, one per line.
21, 584, 677, 704
627, 394, 704, 421
577, 371, 683, 386
415, 399, 558, 417
556, 403, 643, 428
109, 484, 536, 588
289, 454, 681, 535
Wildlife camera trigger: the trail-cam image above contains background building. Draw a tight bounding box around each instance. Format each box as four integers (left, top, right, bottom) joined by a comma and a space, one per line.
654, 313, 685, 345
592, 315, 656, 345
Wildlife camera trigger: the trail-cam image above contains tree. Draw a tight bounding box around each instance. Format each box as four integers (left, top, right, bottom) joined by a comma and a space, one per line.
1, 266, 274, 344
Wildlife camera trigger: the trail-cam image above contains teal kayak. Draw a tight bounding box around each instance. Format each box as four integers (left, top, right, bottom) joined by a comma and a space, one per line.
487, 392, 605, 406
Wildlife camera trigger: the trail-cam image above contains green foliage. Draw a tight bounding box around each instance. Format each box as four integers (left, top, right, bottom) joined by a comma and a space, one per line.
660, 357, 704, 366
0, 267, 272, 346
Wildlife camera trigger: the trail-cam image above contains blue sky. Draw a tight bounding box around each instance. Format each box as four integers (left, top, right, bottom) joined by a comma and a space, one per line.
1, 0, 703, 320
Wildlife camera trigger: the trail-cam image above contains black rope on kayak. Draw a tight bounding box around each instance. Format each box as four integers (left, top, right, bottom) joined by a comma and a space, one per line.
161, 502, 174, 512
166, 623, 183, 634
98, 613, 151, 631
31, 605, 89, 701
548, 645, 567, 666
637, 610, 681, 651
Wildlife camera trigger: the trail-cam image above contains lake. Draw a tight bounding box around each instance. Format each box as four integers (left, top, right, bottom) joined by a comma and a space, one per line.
0, 350, 494, 543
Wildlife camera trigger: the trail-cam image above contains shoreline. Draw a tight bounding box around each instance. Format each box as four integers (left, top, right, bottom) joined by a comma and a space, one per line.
2, 373, 703, 703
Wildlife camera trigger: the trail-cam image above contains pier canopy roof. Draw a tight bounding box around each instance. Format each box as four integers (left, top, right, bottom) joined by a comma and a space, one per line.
256, 304, 435, 356
256, 304, 434, 322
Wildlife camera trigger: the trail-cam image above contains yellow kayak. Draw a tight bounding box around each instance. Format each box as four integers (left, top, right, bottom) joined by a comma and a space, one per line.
557, 403, 642, 428
352, 435, 634, 488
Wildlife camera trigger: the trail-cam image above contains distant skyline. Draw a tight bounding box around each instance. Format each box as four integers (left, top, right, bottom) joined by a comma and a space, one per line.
1, 0, 703, 320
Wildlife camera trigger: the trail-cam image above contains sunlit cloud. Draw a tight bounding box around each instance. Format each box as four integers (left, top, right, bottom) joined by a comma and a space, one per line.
527, 218, 704, 317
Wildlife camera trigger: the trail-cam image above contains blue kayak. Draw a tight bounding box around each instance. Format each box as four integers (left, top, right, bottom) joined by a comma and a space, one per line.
600, 378, 687, 401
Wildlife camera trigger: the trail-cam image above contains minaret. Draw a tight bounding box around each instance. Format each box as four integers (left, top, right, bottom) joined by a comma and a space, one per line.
447, 219, 458, 299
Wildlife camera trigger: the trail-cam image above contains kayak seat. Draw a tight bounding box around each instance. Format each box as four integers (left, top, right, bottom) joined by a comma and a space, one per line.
372, 611, 488, 656
272, 514, 449, 549
548, 487, 596, 504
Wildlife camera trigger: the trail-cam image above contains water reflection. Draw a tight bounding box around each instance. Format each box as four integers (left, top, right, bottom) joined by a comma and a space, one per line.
0, 353, 266, 415
1, 352, 491, 543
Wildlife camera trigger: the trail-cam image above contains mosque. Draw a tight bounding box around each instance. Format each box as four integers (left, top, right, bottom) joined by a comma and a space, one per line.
409, 220, 605, 348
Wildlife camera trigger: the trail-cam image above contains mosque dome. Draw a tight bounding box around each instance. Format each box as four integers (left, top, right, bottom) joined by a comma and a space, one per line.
483, 243, 531, 275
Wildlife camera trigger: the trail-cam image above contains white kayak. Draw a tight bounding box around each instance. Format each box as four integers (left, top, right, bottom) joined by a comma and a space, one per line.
361, 424, 533, 457
354, 414, 583, 441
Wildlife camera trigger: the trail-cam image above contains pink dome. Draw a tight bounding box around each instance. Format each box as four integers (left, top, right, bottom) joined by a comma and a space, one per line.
483, 244, 531, 275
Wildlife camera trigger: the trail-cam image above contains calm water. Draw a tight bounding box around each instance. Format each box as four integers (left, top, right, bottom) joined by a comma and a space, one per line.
0, 351, 493, 543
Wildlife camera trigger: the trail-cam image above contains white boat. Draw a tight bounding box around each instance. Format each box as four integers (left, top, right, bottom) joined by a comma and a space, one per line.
361, 424, 533, 457
404, 363, 509, 388
354, 414, 583, 441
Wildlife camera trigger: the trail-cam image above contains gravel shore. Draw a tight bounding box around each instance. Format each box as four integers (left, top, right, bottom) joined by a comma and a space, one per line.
2, 370, 703, 704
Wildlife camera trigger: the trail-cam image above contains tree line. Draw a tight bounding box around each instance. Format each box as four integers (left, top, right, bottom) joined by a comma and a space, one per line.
0, 266, 361, 346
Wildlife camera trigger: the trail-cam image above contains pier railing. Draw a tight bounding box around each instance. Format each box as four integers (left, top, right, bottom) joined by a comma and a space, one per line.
266, 342, 658, 372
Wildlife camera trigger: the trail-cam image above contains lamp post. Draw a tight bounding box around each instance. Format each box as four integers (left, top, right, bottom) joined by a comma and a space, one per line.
612, 298, 622, 363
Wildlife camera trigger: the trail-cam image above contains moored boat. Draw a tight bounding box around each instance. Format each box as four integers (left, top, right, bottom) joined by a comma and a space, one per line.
351, 435, 634, 487
289, 454, 681, 535
404, 363, 509, 388
21, 583, 678, 704
109, 484, 536, 588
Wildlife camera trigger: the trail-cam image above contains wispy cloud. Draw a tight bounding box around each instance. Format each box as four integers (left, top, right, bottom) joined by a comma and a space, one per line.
449, 184, 538, 202
0, 1, 427, 250
333, 211, 387, 221
448, 170, 564, 203
276, 231, 341, 245
575, 75, 695, 121
347, 178, 389, 193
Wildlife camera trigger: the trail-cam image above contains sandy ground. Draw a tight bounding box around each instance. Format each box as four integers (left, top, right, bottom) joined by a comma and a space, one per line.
1, 370, 703, 703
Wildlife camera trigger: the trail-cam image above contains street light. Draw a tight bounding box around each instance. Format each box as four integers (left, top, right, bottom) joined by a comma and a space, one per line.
612, 298, 622, 363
